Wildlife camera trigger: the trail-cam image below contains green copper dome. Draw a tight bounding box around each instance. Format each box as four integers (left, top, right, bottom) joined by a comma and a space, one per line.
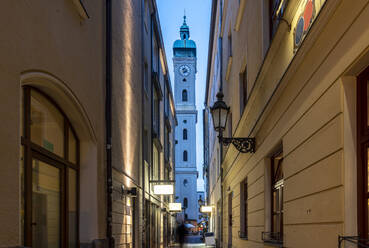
173, 15, 196, 57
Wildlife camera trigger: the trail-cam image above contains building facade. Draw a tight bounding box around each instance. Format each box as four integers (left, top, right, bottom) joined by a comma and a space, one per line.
173, 16, 199, 222
0, 0, 176, 248
205, 0, 369, 247
111, 0, 176, 248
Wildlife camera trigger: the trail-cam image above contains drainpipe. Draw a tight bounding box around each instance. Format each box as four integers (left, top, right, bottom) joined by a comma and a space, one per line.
141, 0, 146, 247
219, 0, 224, 247
105, 0, 114, 247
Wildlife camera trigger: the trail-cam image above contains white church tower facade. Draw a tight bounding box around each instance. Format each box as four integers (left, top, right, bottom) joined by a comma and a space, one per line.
173, 15, 198, 221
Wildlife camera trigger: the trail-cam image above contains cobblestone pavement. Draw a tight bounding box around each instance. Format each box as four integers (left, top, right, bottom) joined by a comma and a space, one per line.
168, 234, 215, 248
168, 244, 213, 247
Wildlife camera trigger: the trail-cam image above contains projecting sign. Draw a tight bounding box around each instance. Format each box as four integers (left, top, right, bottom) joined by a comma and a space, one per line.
153, 184, 174, 195
200, 206, 213, 213
169, 203, 182, 212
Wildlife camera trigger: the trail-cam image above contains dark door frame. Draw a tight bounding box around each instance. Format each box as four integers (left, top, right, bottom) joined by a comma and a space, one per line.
357, 65, 369, 239
22, 86, 80, 248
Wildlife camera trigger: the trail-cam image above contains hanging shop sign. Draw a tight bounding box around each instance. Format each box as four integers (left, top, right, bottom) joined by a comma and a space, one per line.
169, 203, 182, 212
153, 184, 174, 195
200, 206, 213, 213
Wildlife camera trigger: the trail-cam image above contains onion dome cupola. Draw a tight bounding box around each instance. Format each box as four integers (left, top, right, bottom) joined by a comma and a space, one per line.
173, 15, 196, 57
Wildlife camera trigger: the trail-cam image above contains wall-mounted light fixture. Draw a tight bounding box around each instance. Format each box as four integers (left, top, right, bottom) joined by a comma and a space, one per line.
210, 92, 255, 153
121, 185, 137, 197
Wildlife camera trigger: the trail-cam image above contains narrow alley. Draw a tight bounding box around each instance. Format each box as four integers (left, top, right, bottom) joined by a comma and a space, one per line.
1, 0, 369, 247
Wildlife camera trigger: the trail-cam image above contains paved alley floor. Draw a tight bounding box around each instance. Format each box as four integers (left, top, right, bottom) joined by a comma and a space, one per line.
169, 244, 214, 247
168, 234, 215, 247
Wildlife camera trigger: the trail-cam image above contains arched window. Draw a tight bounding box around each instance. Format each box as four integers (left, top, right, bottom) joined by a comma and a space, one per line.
22, 87, 79, 247
183, 129, 188, 140
183, 197, 188, 208
183, 179, 188, 187
183, 78, 187, 82
182, 90, 188, 102
183, 150, 188, 161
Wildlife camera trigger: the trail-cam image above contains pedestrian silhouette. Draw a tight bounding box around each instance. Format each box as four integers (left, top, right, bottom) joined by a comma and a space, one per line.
176, 221, 186, 248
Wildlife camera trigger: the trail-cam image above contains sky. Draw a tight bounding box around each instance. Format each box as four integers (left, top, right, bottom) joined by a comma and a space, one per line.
157, 0, 211, 191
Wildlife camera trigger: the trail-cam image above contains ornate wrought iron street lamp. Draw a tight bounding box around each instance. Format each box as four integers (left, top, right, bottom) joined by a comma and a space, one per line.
210, 92, 255, 153
198, 197, 204, 206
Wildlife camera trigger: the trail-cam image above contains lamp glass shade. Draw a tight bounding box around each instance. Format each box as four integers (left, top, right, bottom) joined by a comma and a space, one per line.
153, 184, 174, 195
210, 99, 229, 132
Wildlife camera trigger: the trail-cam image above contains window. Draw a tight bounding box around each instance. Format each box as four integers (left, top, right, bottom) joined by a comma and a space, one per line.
182, 89, 188, 102
21, 87, 79, 247
228, 33, 232, 58
357, 65, 369, 239
183, 78, 187, 82
164, 126, 170, 162
227, 112, 232, 139
152, 33, 159, 72
153, 145, 159, 180
183, 198, 188, 208
164, 87, 169, 118
144, 129, 149, 163
266, 150, 284, 244
240, 68, 247, 114
239, 178, 248, 239
153, 89, 160, 136
183, 179, 188, 187
183, 129, 188, 140
228, 192, 233, 246
183, 150, 188, 162
270, 0, 288, 39
144, 62, 149, 94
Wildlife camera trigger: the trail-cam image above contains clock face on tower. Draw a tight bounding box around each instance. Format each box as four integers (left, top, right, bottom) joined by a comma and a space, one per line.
179, 65, 190, 76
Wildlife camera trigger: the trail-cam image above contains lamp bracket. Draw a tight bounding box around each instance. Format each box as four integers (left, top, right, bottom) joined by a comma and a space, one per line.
220, 137, 255, 153
121, 185, 138, 197
279, 17, 291, 31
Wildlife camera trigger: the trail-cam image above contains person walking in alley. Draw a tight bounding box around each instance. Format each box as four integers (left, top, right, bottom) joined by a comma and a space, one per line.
176, 221, 186, 248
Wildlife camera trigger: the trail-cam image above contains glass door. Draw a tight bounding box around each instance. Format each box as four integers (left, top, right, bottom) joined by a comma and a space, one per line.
32, 157, 61, 248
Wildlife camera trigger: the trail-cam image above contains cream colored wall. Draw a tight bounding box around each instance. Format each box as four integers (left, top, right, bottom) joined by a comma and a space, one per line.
219, 0, 369, 247
0, 1, 105, 246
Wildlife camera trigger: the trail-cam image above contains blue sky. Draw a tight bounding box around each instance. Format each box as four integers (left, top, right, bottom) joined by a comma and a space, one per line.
157, 0, 211, 191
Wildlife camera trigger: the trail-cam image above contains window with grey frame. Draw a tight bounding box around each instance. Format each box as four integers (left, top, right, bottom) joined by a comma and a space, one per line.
263, 150, 284, 244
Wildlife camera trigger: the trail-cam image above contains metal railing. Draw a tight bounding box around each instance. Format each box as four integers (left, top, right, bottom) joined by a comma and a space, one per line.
338, 236, 369, 248
262, 232, 283, 246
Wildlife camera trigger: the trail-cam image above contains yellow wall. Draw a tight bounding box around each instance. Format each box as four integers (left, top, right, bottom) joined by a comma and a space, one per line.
0, 0, 105, 246
218, 0, 369, 247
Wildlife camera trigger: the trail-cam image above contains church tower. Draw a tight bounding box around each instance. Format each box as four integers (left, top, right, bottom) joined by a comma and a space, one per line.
173, 15, 198, 221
